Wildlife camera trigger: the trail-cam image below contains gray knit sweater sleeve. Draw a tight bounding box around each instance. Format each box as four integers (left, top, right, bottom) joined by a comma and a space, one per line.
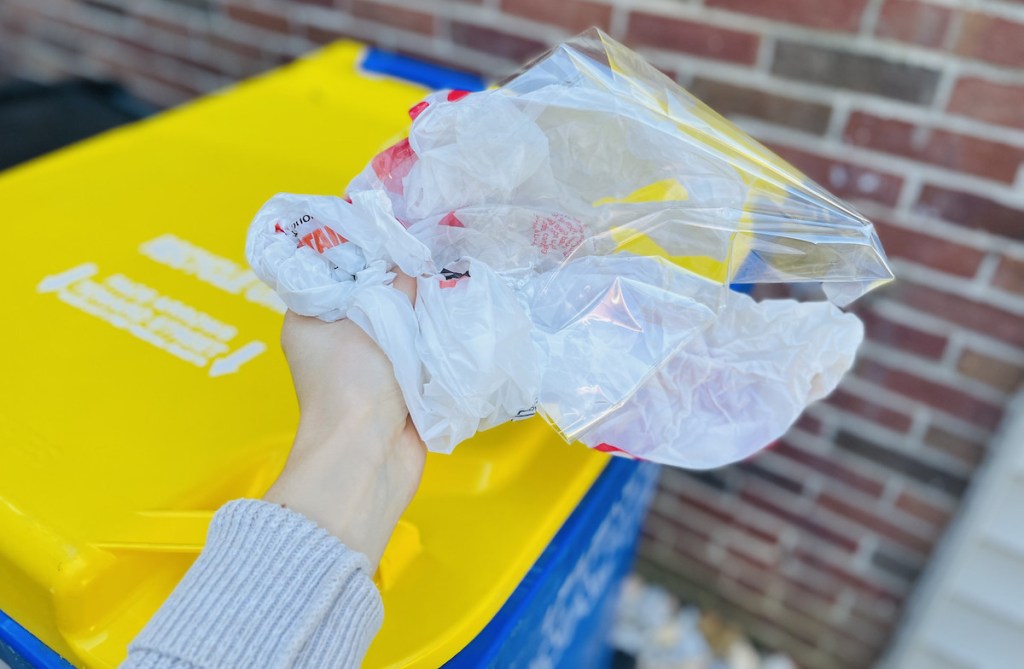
121, 499, 384, 669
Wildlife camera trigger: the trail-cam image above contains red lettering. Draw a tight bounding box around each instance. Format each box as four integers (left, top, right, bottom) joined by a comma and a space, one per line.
298, 227, 347, 254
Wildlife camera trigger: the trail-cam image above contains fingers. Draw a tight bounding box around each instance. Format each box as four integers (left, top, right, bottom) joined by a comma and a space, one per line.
280, 270, 416, 358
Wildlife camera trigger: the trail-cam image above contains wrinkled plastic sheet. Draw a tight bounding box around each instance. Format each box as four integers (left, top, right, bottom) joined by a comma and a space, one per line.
246, 30, 892, 468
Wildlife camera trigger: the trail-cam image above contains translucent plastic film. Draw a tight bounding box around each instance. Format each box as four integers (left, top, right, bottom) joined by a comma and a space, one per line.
526, 31, 893, 304
246, 30, 892, 468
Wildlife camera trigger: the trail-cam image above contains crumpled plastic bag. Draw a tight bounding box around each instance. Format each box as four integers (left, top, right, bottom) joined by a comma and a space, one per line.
246, 29, 892, 469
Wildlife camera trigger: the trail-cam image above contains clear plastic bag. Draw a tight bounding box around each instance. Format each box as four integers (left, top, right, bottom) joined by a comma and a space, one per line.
246, 30, 892, 468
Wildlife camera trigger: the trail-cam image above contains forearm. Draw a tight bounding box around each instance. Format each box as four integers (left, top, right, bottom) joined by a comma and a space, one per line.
122, 499, 382, 669
123, 309, 425, 668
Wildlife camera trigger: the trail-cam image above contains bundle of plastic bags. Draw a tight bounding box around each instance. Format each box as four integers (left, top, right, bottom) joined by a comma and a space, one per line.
246, 30, 892, 469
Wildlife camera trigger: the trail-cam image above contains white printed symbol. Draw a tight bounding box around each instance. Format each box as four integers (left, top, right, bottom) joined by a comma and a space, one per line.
36, 263, 98, 293
38, 263, 263, 374
140, 234, 286, 313
208, 341, 266, 377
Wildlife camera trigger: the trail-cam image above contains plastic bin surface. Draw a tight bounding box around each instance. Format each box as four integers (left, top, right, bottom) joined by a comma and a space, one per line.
0, 42, 612, 668
446, 458, 659, 669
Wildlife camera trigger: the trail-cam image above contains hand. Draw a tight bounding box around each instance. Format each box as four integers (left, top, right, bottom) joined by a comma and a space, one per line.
263, 274, 426, 570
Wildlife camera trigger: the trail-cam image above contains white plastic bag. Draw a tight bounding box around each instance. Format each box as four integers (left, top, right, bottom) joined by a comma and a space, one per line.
246, 30, 891, 468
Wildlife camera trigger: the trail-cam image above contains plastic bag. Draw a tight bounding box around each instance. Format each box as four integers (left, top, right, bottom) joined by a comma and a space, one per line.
246, 29, 892, 468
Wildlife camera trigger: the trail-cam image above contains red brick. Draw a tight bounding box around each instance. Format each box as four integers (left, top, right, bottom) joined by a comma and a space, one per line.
626, 12, 760, 65
730, 515, 784, 546
773, 440, 886, 497
851, 588, 900, 624
915, 185, 1024, 240
993, 256, 1024, 295
958, 349, 1024, 393
794, 413, 823, 435
449, 21, 546, 62
684, 469, 732, 493
895, 490, 952, 527
828, 388, 914, 431
742, 489, 859, 551
42, 11, 109, 42
923, 426, 986, 467
689, 78, 832, 134
738, 459, 805, 494
113, 29, 223, 76
844, 112, 1024, 184
727, 543, 777, 573
896, 282, 1024, 347
838, 423, 962, 494
27, 19, 85, 56
778, 581, 839, 625
779, 555, 845, 602
732, 570, 775, 602
919, 130, 1024, 183
82, 0, 126, 17
647, 502, 715, 543
707, 0, 867, 31
793, 547, 901, 602
857, 359, 1003, 429
660, 524, 722, 567
303, 23, 356, 46
209, 33, 264, 60
768, 143, 903, 206
876, 0, 952, 48
956, 13, 1024, 68
225, 5, 289, 33
772, 41, 940, 104
140, 13, 191, 37
744, 601, 832, 650
92, 52, 136, 80
122, 69, 202, 103
500, 0, 612, 33
948, 77, 1024, 130
669, 520, 715, 551
851, 611, 900, 652
352, 0, 434, 35
675, 489, 734, 525
832, 630, 888, 664
779, 567, 842, 605
870, 218, 984, 278
833, 610, 891, 651
171, 50, 232, 77
820, 494, 932, 554
857, 308, 948, 360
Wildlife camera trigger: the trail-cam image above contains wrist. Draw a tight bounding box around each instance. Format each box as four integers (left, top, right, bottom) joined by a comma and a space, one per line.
263, 416, 414, 569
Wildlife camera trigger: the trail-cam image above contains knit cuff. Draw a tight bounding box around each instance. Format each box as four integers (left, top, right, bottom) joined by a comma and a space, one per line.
126, 499, 383, 669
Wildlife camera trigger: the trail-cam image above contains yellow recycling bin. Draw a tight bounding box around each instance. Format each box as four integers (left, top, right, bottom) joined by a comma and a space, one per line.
0, 42, 623, 668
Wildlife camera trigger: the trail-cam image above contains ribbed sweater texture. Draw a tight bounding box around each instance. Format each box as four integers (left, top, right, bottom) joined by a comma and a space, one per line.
121, 499, 383, 668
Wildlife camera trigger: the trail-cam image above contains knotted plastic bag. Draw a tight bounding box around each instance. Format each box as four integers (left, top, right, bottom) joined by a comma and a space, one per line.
246, 30, 892, 469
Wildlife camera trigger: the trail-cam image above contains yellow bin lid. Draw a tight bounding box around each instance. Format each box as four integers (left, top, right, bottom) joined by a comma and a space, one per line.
0, 42, 608, 668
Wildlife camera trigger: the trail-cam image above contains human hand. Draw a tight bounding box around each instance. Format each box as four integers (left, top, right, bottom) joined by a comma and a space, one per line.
263, 274, 426, 570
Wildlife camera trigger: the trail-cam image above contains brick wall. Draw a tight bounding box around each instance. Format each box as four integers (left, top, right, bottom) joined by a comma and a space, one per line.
3, 1, 1023, 667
